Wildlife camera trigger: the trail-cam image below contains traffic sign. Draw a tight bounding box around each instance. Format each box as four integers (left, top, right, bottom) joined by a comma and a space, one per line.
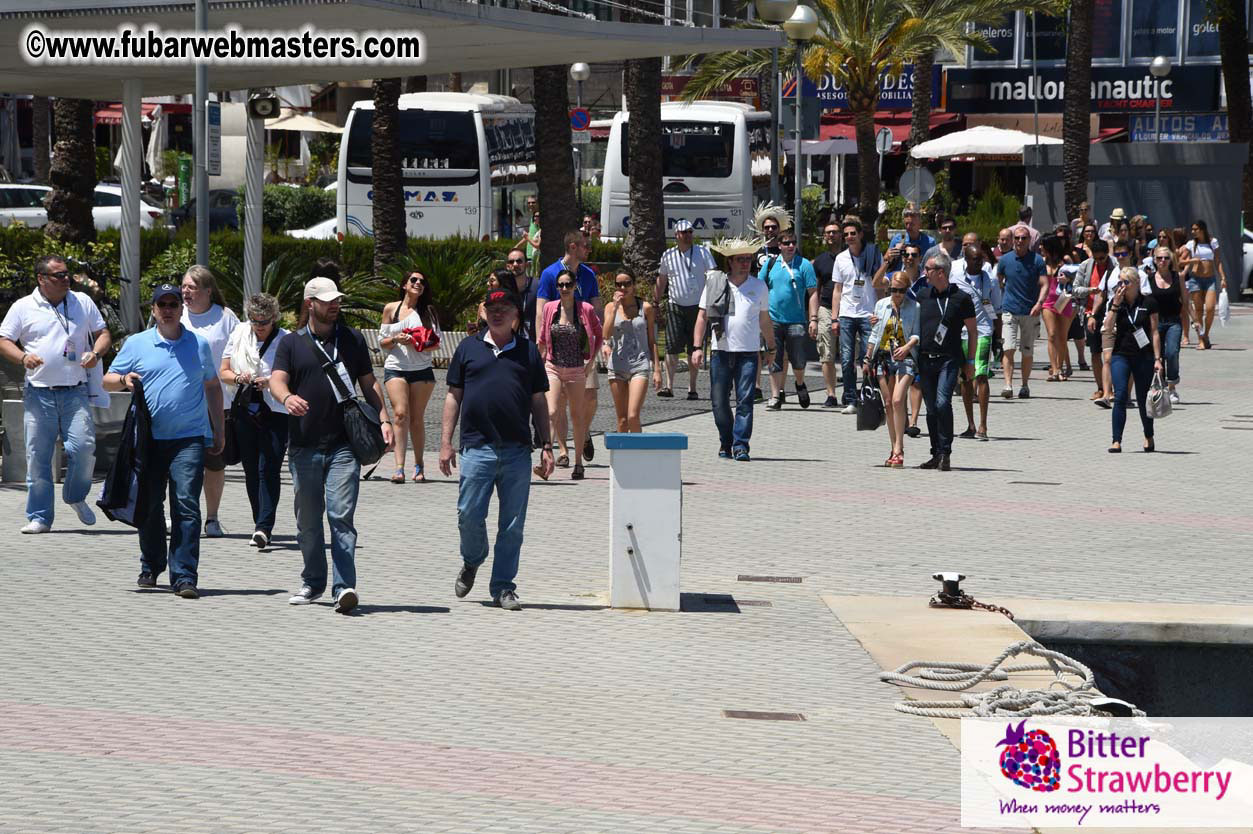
570, 108, 591, 131
571, 130, 591, 145
875, 127, 893, 155
900, 166, 936, 206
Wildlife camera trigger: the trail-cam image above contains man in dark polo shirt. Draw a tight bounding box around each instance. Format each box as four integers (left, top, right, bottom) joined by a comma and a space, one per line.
440, 288, 553, 611
914, 252, 977, 471
811, 222, 842, 407
270, 274, 393, 615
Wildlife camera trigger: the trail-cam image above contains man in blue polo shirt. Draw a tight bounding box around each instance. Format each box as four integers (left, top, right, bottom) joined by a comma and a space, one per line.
886, 207, 935, 273
995, 225, 1046, 399
535, 229, 603, 462
104, 284, 224, 599
441, 288, 553, 611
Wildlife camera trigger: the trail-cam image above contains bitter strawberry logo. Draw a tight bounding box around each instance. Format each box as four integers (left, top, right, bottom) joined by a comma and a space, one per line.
996, 720, 1061, 792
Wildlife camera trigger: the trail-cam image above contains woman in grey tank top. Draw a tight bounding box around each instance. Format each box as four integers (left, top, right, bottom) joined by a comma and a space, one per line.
600, 270, 660, 432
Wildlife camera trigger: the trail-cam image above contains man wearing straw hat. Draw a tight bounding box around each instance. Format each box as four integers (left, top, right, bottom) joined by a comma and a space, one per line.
689, 238, 775, 462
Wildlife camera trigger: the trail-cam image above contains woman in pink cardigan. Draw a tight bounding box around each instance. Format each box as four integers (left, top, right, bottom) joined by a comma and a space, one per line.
537, 269, 603, 480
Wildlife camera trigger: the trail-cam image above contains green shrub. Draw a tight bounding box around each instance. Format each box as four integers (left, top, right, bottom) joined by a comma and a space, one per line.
235, 185, 336, 233
956, 174, 1017, 248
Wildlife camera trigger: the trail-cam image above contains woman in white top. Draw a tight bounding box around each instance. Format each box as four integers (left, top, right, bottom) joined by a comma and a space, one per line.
181, 264, 240, 538
379, 270, 441, 483
1177, 220, 1228, 350
220, 293, 288, 549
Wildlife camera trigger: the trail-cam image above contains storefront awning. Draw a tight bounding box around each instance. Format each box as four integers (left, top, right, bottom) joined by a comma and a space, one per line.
818, 111, 963, 149
94, 102, 190, 125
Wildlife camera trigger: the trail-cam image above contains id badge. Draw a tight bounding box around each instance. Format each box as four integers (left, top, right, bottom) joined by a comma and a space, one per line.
935, 323, 949, 345
65, 350, 78, 363
331, 361, 355, 403
1133, 328, 1149, 349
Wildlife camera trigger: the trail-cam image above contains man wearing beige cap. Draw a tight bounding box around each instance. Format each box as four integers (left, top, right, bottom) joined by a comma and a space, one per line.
270, 261, 393, 615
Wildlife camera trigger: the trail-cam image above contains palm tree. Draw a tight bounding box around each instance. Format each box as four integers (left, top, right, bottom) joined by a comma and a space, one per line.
45, 98, 95, 244
32, 96, 50, 184
623, 56, 666, 282
371, 77, 405, 278
1062, 1, 1094, 222
531, 65, 579, 265
681, 0, 938, 224
1213, 0, 1252, 221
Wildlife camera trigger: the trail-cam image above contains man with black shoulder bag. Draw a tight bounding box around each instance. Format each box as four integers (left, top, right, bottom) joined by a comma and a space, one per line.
270, 274, 393, 615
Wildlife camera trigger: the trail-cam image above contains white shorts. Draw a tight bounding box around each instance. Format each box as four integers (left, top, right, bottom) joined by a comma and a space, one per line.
1002, 313, 1040, 353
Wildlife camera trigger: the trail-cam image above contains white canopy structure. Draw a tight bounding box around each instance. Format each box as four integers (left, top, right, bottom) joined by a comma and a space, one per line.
909, 125, 1063, 160
264, 112, 343, 134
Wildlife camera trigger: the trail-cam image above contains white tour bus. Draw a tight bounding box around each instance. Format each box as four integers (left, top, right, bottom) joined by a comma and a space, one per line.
337, 92, 535, 240
600, 101, 771, 239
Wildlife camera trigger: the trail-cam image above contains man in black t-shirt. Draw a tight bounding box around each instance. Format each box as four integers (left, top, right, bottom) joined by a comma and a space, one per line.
440, 288, 552, 611
270, 275, 393, 614
914, 252, 978, 471
811, 222, 842, 407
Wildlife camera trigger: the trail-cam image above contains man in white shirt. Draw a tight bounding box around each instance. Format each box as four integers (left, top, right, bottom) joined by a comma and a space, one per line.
952, 245, 1002, 441
657, 219, 716, 399
830, 217, 885, 414
690, 238, 775, 462
0, 255, 112, 533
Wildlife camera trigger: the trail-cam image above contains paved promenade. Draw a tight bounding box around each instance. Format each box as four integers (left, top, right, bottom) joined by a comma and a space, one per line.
2, 307, 1251, 833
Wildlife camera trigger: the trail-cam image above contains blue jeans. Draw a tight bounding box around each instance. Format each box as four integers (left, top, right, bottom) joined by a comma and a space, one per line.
709, 350, 758, 453
234, 409, 288, 535
138, 437, 204, 586
1109, 352, 1154, 444
918, 354, 962, 456
1157, 316, 1182, 385
457, 444, 533, 596
839, 316, 873, 404
289, 443, 360, 596
22, 383, 95, 526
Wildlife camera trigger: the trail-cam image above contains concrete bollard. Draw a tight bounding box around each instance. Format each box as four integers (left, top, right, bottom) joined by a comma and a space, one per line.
605, 432, 687, 611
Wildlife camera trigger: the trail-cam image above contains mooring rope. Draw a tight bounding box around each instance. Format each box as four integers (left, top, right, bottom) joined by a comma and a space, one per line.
878, 640, 1146, 718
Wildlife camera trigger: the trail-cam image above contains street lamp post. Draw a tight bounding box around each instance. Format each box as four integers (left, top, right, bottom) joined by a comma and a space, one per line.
1150, 56, 1172, 143
782, 5, 818, 241
754, 0, 797, 207
570, 62, 591, 215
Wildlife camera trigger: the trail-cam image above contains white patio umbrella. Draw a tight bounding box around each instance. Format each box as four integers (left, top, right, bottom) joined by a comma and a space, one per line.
909, 125, 1061, 159
144, 104, 167, 178
263, 112, 343, 134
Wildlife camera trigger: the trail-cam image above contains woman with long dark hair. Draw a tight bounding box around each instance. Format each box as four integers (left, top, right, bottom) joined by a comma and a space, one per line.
1148, 245, 1189, 403
1039, 235, 1076, 382
601, 270, 661, 433
537, 268, 602, 480
1179, 219, 1228, 349
379, 270, 440, 483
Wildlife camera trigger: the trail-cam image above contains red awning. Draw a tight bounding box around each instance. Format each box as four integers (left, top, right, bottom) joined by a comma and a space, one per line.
819, 111, 963, 149
94, 102, 191, 125
1091, 127, 1127, 143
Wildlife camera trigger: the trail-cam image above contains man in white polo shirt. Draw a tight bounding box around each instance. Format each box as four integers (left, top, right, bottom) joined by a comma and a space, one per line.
0, 255, 112, 533
656, 219, 716, 399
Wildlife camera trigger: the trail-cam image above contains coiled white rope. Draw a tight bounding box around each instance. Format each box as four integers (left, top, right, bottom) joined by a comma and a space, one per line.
878, 640, 1146, 718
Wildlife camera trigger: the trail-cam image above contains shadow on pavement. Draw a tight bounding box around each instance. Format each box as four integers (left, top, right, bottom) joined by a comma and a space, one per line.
353, 604, 451, 615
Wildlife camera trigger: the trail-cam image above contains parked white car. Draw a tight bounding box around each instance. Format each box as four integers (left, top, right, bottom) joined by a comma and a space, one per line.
1242, 228, 1253, 295
0, 183, 164, 230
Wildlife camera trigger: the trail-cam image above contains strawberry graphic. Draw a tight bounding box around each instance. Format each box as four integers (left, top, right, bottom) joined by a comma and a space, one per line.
996, 720, 1061, 792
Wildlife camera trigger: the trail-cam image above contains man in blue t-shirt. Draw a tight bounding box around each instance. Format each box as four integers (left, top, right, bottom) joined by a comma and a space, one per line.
104, 284, 224, 600
441, 288, 552, 612
886, 207, 935, 272
758, 231, 818, 410
535, 230, 603, 462
994, 226, 1047, 398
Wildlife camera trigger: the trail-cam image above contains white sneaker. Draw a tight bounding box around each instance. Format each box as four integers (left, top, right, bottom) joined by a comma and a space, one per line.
1169, 390, 1181, 405
288, 586, 322, 605
841, 404, 857, 415
70, 501, 96, 526
204, 518, 225, 538
334, 588, 359, 614
250, 530, 269, 548
20, 520, 50, 534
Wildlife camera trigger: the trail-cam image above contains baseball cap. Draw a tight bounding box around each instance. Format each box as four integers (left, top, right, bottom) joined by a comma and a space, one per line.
151, 283, 180, 304
673, 219, 693, 233
483, 288, 519, 308
304, 276, 345, 302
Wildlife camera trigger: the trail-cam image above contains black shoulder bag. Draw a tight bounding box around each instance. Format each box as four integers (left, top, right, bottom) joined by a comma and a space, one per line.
304, 327, 387, 466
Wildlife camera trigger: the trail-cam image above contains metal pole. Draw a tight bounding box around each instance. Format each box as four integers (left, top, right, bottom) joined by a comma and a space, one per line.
194, 0, 208, 266
575, 79, 583, 216
1030, 11, 1040, 187
793, 48, 803, 240
244, 104, 264, 299
119, 80, 143, 333
1154, 89, 1161, 143
770, 47, 781, 204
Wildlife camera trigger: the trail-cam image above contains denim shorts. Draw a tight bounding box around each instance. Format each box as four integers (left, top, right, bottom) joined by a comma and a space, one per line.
383, 367, 436, 384
1186, 276, 1216, 294
883, 357, 918, 378
770, 321, 809, 373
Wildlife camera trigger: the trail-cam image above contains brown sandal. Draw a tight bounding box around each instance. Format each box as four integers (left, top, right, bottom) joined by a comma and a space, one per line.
556, 454, 570, 468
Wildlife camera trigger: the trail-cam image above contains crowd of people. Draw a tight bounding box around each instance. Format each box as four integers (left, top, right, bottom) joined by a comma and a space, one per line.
0, 199, 1229, 606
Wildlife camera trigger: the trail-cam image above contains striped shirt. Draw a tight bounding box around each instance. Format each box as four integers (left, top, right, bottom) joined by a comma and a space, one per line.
658, 243, 716, 306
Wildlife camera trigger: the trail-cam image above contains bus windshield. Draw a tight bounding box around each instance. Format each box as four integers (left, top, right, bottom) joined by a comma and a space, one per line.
621, 121, 735, 178
346, 109, 479, 171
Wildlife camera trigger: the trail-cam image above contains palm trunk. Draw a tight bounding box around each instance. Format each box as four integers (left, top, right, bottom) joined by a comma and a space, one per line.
851, 100, 879, 227
1062, 0, 1094, 221
623, 56, 666, 281
906, 53, 934, 164
32, 96, 50, 184
1215, 0, 1252, 220
371, 77, 405, 278
532, 65, 579, 266
45, 97, 95, 244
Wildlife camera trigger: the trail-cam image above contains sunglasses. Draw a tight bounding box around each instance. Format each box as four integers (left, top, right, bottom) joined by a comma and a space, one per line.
557, 282, 575, 290
1114, 251, 1130, 257
506, 258, 526, 265
779, 240, 796, 246
614, 281, 633, 288
40, 270, 70, 280
407, 277, 425, 285
155, 300, 181, 309
249, 318, 273, 325
941, 224, 956, 231
889, 288, 907, 295
762, 225, 779, 231
1013, 236, 1030, 242
843, 230, 859, 237
902, 252, 920, 259
1154, 255, 1172, 261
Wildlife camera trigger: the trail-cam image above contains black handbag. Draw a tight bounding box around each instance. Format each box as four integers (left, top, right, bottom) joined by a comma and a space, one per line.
856, 365, 886, 431
219, 385, 245, 466
304, 328, 387, 466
